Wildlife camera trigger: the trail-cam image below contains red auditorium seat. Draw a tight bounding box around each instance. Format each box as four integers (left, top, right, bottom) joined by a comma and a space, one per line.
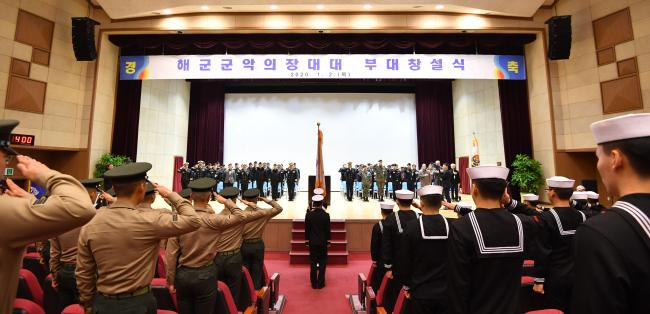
151, 278, 177, 311
239, 267, 258, 311
365, 272, 393, 314
256, 286, 271, 314
17, 269, 44, 307
522, 259, 535, 276
14, 298, 45, 314
43, 274, 62, 314
156, 249, 166, 278
22, 252, 48, 284
262, 263, 285, 313
216, 281, 256, 314
26, 244, 38, 253
520, 276, 545, 312
384, 288, 406, 314
157, 310, 178, 314
61, 304, 84, 314
526, 310, 563, 314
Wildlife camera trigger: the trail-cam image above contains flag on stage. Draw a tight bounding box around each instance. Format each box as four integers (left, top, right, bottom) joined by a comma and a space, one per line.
471, 133, 480, 167
315, 123, 326, 196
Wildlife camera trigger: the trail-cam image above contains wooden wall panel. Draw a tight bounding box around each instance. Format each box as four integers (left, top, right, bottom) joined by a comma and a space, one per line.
32, 49, 50, 66
554, 151, 610, 205
596, 47, 616, 65
346, 220, 378, 252
10, 58, 30, 77
617, 57, 638, 77
262, 220, 292, 251
15, 10, 54, 52
601, 75, 643, 114
593, 8, 634, 50
6, 75, 46, 113
12, 147, 90, 180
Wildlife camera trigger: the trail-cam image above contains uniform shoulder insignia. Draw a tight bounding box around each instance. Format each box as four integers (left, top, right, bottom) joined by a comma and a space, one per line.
33, 195, 49, 205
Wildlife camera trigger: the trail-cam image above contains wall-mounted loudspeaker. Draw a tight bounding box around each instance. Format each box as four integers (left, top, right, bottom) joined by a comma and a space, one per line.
71, 17, 100, 61
546, 15, 572, 60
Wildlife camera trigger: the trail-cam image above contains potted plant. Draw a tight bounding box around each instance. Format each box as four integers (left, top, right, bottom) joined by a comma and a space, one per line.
510, 154, 545, 196
93, 153, 131, 183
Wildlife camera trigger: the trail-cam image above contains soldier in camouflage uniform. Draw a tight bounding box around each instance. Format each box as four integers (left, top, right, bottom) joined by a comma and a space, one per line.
361, 165, 373, 202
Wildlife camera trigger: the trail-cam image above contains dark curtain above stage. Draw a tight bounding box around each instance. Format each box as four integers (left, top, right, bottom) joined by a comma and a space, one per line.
498, 80, 533, 168
186, 81, 225, 164
416, 80, 455, 164
111, 80, 142, 161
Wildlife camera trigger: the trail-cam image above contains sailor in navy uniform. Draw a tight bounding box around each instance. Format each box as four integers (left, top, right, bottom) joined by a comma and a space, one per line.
399, 185, 449, 314
447, 166, 539, 314
571, 113, 650, 314
369, 202, 394, 291
381, 189, 421, 313
502, 192, 542, 217
532, 176, 585, 313
585, 191, 606, 216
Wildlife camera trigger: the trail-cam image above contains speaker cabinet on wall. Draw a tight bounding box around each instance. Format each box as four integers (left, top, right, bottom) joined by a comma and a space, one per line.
546, 15, 572, 60
71, 17, 100, 61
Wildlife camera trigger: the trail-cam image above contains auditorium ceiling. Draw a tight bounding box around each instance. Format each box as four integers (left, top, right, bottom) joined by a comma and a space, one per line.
92, 0, 553, 20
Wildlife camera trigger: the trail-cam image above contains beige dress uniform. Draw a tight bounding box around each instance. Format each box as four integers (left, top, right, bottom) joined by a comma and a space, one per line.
165, 203, 245, 284
49, 227, 82, 280
241, 200, 283, 288
0, 170, 95, 314
75, 192, 200, 310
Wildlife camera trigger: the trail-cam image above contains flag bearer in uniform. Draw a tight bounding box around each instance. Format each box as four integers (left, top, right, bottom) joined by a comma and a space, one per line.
572, 113, 650, 314
0, 120, 96, 314
399, 185, 449, 314
381, 189, 421, 313
370, 202, 394, 291
531, 176, 585, 313
76, 162, 200, 314
49, 178, 102, 308
213, 186, 267, 309
447, 166, 539, 314
305, 194, 331, 289
241, 188, 284, 289
166, 178, 245, 314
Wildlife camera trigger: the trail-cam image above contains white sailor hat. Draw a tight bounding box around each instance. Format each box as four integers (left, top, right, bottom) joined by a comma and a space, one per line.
380, 202, 395, 210
572, 191, 588, 200
312, 194, 324, 202
591, 113, 650, 144
395, 189, 415, 200
546, 176, 575, 189
586, 191, 599, 199
575, 185, 586, 192
456, 201, 473, 210
417, 185, 443, 197
466, 165, 509, 180
313, 188, 324, 195
522, 193, 539, 201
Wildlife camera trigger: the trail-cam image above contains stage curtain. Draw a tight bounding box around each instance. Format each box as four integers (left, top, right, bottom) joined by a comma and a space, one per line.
498, 79, 533, 200
111, 79, 142, 161
415, 80, 455, 165
186, 80, 225, 164
110, 33, 535, 56
458, 156, 470, 194
173, 156, 183, 192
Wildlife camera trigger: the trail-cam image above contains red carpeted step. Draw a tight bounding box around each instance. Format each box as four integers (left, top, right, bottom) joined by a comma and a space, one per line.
291, 229, 347, 241
289, 251, 349, 265
291, 240, 348, 252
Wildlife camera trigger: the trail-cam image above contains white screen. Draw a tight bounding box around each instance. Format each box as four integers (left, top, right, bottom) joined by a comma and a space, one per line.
223, 93, 418, 191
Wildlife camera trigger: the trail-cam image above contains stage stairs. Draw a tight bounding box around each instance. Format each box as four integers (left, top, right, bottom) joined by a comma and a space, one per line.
289, 219, 348, 265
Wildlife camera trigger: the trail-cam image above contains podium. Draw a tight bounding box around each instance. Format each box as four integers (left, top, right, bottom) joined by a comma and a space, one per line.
308, 175, 331, 205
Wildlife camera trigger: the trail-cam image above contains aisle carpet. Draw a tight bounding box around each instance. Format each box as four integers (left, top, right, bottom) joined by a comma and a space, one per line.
264, 252, 371, 314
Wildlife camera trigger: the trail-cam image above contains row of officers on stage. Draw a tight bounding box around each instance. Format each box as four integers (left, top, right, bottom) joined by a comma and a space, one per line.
339, 160, 461, 202
365, 113, 650, 314
0, 112, 649, 314
178, 161, 300, 201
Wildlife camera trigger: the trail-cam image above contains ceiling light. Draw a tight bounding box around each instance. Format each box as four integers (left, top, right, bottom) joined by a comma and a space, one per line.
201, 5, 209, 11
316, 4, 325, 10
270, 5, 279, 10
363, 4, 372, 10
162, 8, 172, 14
473, 9, 483, 14
435, 4, 444, 10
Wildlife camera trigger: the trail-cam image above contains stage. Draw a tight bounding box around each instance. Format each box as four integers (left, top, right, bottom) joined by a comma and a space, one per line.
153, 190, 474, 252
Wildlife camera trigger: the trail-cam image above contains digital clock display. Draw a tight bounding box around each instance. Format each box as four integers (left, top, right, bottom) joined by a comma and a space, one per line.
10, 134, 35, 146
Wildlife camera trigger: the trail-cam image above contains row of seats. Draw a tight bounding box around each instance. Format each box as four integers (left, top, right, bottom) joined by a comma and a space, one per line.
17, 249, 286, 314
349, 261, 561, 314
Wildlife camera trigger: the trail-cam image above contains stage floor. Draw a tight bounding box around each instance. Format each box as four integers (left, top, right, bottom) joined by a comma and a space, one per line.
154, 191, 475, 221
